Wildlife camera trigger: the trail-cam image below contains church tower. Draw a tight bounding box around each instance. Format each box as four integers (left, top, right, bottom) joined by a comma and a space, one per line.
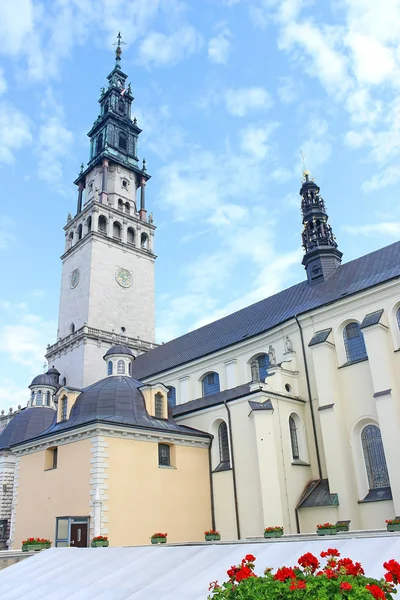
46, 35, 157, 389
300, 171, 342, 284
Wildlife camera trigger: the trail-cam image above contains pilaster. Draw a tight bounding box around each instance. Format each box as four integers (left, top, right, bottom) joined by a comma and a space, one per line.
89, 434, 109, 540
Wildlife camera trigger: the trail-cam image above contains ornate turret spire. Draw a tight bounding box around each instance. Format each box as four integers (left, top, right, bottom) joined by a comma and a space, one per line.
300, 170, 342, 284
113, 31, 126, 68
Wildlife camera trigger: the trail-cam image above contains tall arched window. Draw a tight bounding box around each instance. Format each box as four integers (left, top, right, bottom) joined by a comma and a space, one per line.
117, 360, 125, 374
46, 391, 51, 406
118, 132, 127, 151
218, 421, 230, 464
98, 215, 107, 234
202, 372, 220, 396
289, 416, 299, 460
70, 323, 75, 334
96, 133, 103, 155
118, 99, 125, 114
396, 307, 400, 330
118, 199, 124, 211
140, 232, 148, 249
78, 224, 83, 240
167, 386, 176, 407
36, 390, 43, 406
107, 361, 113, 376
361, 425, 390, 489
155, 393, 164, 418
113, 222, 121, 239
127, 228, 135, 245
255, 354, 270, 381
61, 396, 68, 421
343, 322, 368, 362
86, 216, 92, 233
125, 202, 130, 214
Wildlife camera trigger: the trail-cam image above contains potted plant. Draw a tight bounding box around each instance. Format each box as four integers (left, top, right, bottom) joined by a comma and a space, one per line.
151, 532, 167, 544
205, 530, 221, 541
386, 518, 400, 532
208, 548, 400, 599
335, 521, 350, 533
22, 537, 50, 552
264, 526, 284, 539
40, 538, 52, 549
316, 522, 336, 536
91, 535, 109, 547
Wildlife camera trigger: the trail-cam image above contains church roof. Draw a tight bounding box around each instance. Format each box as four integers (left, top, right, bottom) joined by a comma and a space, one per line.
103, 344, 134, 358
0, 407, 55, 451
132, 241, 400, 380
40, 376, 209, 440
29, 374, 57, 388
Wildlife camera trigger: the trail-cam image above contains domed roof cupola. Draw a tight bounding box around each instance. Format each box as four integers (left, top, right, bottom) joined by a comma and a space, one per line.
103, 345, 134, 378
46, 366, 60, 387
0, 407, 55, 451
29, 372, 58, 408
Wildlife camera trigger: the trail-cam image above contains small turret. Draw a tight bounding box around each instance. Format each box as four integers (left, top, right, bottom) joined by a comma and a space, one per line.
103, 344, 135, 377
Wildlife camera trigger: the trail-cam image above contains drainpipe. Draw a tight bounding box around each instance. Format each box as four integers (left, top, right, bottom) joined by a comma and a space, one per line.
294, 315, 323, 480
208, 443, 216, 531
224, 400, 241, 540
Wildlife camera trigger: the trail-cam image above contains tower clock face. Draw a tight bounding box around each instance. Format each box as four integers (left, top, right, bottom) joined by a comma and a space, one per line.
116, 268, 132, 288
70, 268, 80, 289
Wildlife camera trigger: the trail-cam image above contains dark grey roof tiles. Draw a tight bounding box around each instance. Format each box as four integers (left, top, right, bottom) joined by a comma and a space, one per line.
173, 384, 254, 417
103, 345, 134, 358
297, 479, 339, 509
0, 407, 55, 450
42, 376, 209, 439
360, 309, 384, 329
132, 241, 400, 380
30, 374, 57, 387
309, 328, 332, 347
248, 399, 273, 411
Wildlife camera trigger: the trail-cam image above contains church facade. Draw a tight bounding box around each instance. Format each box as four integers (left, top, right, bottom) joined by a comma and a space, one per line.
1, 40, 400, 549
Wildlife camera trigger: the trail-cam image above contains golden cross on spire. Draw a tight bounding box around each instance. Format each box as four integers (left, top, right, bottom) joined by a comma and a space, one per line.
113, 32, 126, 64
113, 32, 126, 48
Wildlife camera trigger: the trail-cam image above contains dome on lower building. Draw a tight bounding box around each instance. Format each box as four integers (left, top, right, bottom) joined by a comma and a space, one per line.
0, 407, 55, 450
29, 374, 57, 388
103, 345, 134, 359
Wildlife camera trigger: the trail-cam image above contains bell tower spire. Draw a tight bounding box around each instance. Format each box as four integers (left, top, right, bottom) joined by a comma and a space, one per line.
300, 170, 342, 284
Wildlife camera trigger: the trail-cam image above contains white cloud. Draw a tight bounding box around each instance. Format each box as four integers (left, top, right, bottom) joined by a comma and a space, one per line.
0, 0, 34, 56
138, 26, 202, 67
0, 69, 7, 95
208, 29, 232, 64
0, 380, 29, 413
240, 122, 279, 159
0, 103, 32, 165
0, 314, 55, 368
343, 222, 400, 236
346, 33, 396, 86
224, 87, 273, 116
278, 76, 297, 103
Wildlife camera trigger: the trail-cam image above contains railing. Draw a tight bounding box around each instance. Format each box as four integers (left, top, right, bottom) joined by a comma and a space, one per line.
46, 326, 157, 355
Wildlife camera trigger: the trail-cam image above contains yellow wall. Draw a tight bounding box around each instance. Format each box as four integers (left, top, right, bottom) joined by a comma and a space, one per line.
13, 439, 91, 548
106, 437, 212, 545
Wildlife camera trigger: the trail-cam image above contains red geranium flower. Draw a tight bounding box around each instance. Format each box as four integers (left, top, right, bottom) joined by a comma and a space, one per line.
321, 548, 340, 558
289, 579, 306, 590
274, 566, 296, 582
340, 582, 352, 591
298, 552, 320, 573
244, 554, 256, 563
365, 584, 386, 599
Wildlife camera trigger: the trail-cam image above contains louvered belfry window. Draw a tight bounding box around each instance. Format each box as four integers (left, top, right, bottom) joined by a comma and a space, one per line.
361, 425, 390, 489
343, 322, 368, 362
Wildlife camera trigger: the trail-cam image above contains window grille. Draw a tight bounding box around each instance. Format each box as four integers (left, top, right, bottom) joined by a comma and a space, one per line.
117, 360, 125, 375
107, 361, 113, 376
61, 397, 68, 421
361, 425, 390, 489
397, 307, 400, 330
36, 391, 43, 406
167, 387, 176, 407
158, 443, 170, 466
343, 322, 368, 362
202, 372, 220, 396
289, 416, 299, 460
46, 391, 51, 406
218, 421, 230, 464
155, 393, 163, 418
257, 354, 270, 381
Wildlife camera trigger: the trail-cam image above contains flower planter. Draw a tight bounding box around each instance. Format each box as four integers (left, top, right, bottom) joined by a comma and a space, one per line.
264, 530, 283, 539
387, 524, 400, 532
317, 528, 337, 536
22, 544, 43, 552
91, 540, 109, 547
151, 537, 167, 544
336, 525, 349, 533
205, 534, 221, 541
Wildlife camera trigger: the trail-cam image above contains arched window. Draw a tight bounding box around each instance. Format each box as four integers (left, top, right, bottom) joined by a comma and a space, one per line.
202, 372, 220, 396
70, 323, 75, 334
118, 198, 123, 211
118, 99, 125, 114
68, 231, 74, 245
396, 307, 400, 330
155, 393, 164, 418
78, 224, 83, 240
86, 216, 92, 233
61, 396, 68, 421
117, 360, 125, 375
62, 377, 67, 387
96, 133, 103, 155
343, 322, 368, 362
46, 391, 51, 406
361, 425, 390, 489
127, 227, 135, 245
98, 215, 107, 234
107, 361, 113, 376
218, 421, 230, 464
36, 390, 43, 406
118, 132, 127, 151
289, 416, 299, 460
128, 361, 132, 376
167, 386, 176, 407
125, 202, 130, 214
140, 232, 148, 249
252, 353, 270, 381
113, 221, 121, 239
30, 391, 35, 404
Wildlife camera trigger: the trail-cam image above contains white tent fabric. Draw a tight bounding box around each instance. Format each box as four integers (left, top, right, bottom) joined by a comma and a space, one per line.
0, 536, 399, 599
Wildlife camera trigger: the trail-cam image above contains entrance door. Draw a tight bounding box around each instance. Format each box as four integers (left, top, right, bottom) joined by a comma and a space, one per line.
70, 523, 88, 547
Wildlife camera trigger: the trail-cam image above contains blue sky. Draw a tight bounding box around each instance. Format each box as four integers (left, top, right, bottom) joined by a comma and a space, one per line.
1, 0, 400, 411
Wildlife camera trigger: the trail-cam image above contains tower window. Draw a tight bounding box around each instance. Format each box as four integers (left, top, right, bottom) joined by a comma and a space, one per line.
104, 102, 109, 114
62, 377, 67, 386
118, 198, 123, 211
343, 322, 368, 363
61, 396, 68, 421
122, 180, 128, 189
140, 232, 149, 249
155, 393, 164, 418
167, 386, 176, 407
70, 323, 75, 334
78, 224, 83, 240
96, 133, 103, 155
218, 421, 230, 464
113, 221, 121, 240
36, 390, 43, 406
117, 360, 125, 374
118, 133, 127, 151
361, 425, 390, 489
202, 372, 220, 397
125, 202, 130, 214
251, 353, 270, 382
128, 361, 132, 376
127, 227, 135, 245
87, 216, 92, 233
118, 99, 125, 114
46, 391, 51, 407
30, 391, 35, 404
158, 443, 170, 467
107, 361, 113, 376
98, 215, 107, 234
289, 416, 299, 460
